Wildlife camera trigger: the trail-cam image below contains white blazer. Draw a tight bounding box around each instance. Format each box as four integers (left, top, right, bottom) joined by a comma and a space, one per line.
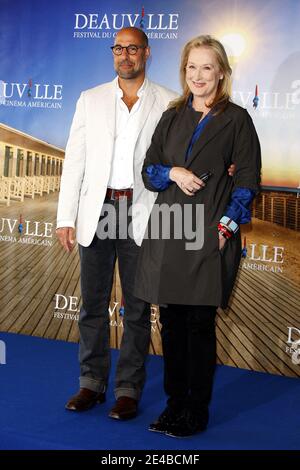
56, 77, 178, 247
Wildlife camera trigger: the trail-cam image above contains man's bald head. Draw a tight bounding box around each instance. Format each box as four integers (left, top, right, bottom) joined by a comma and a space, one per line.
114, 27, 148, 47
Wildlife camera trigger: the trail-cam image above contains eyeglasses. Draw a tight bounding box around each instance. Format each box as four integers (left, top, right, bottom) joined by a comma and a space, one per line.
110, 44, 146, 56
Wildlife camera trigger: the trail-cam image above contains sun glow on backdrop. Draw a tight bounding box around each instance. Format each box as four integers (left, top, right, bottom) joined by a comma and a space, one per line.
220, 33, 246, 58
219, 32, 248, 78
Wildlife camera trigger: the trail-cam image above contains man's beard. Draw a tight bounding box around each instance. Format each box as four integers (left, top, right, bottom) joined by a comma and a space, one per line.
117, 69, 141, 79
116, 60, 144, 79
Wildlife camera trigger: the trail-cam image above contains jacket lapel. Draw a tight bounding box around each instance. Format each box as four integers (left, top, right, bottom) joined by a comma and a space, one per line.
134, 80, 156, 141
89, 78, 116, 138
185, 110, 232, 169
104, 78, 117, 137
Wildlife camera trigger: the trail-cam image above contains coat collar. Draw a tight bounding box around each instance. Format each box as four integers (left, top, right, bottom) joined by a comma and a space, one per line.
184, 104, 232, 169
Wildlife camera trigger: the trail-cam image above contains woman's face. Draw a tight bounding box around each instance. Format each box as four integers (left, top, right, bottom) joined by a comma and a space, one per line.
185, 47, 223, 103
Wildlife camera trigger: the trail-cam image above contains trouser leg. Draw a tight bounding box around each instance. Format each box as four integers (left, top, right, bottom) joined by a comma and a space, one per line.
159, 304, 189, 411
187, 305, 217, 413
78, 232, 116, 393
114, 231, 151, 401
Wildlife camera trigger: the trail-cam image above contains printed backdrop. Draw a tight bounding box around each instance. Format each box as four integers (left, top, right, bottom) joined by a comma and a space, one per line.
0, 0, 299, 376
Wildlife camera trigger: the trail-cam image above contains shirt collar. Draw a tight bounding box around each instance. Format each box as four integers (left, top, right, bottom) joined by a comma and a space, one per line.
115, 77, 148, 99
187, 94, 215, 118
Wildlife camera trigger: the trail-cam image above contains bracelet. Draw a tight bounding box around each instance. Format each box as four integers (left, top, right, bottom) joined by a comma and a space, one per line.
218, 223, 233, 239
219, 216, 239, 234
218, 223, 233, 236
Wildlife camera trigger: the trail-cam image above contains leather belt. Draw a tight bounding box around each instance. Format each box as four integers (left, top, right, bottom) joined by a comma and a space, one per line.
105, 188, 133, 200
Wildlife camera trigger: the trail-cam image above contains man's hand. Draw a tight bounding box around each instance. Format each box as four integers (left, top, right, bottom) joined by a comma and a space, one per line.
56, 227, 76, 252
170, 167, 205, 196
228, 163, 235, 177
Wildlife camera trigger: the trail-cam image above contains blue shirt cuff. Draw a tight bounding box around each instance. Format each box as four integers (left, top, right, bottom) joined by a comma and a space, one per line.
145, 164, 172, 191
223, 187, 256, 225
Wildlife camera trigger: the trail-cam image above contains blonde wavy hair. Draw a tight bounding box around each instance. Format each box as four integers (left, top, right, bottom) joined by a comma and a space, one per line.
170, 35, 232, 113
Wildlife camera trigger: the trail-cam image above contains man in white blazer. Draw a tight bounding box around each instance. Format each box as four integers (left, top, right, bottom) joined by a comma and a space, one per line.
56, 27, 178, 419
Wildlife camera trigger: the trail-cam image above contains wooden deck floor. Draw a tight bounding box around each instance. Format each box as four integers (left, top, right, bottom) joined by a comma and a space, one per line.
0, 192, 299, 377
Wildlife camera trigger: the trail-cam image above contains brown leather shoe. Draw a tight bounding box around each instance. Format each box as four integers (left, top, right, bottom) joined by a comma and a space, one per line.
108, 396, 138, 420
65, 388, 106, 411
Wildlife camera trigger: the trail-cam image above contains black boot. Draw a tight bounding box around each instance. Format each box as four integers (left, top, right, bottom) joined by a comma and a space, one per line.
165, 407, 209, 438
149, 406, 182, 434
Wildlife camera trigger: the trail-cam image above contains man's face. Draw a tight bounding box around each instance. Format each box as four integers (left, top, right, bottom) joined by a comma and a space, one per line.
113, 30, 150, 80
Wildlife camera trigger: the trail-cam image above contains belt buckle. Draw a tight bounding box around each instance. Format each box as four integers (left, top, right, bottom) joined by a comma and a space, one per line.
119, 191, 127, 201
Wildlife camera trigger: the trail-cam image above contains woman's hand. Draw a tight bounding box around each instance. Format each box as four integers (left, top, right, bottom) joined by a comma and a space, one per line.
218, 232, 227, 251
169, 167, 205, 196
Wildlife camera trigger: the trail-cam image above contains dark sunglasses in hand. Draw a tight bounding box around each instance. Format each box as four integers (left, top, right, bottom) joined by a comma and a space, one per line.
111, 44, 147, 55
198, 171, 213, 182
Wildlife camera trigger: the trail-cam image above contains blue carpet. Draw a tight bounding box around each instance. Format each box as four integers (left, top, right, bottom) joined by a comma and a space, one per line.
0, 332, 299, 450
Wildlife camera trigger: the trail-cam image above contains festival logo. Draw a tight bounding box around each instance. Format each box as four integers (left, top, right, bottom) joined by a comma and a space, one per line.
0, 78, 63, 110
233, 80, 300, 118
73, 7, 180, 40
241, 237, 284, 273
53, 294, 80, 321
0, 214, 53, 247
